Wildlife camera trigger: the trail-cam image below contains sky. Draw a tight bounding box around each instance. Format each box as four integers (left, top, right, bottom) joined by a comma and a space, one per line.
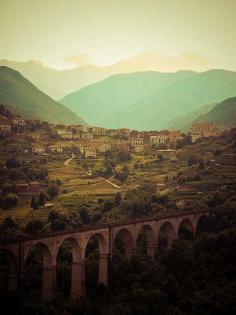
0, 0, 236, 70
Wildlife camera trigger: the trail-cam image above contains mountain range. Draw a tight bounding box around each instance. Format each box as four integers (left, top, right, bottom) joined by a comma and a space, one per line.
0, 66, 86, 125
0, 52, 214, 100
61, 69, 236, 131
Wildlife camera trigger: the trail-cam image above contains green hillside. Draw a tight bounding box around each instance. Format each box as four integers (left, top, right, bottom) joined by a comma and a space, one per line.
166, 103, 217, 132
195, 96, 236, 128
61, 71, 196, 128
0, 66, 86, 125
61, 69, 236, 130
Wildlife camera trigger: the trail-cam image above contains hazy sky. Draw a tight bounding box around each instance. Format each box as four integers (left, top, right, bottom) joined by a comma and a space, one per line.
1, 0, 236, 70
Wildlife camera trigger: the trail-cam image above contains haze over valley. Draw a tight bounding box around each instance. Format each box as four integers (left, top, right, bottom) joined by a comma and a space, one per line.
0, 1, 236, 314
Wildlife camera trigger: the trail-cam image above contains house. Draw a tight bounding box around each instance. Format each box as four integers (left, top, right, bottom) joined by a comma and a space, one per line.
116, 128, 131, 137
48, 145, 63, 153
150, 131, 170, 145
169, 130, 182, 143
31, 134, 41, 140
82, 132, 93, 140
28, 182, 41, 193
84, 147, 97, 158
170, 129, 181, 139
70, 124, 86, 132
0, 120, 11, 133
32, 145, 45, 154
12, 118, 26, 126
89, 126, 107, 136
71, 133, 81, 140
150, 135, 160, 145
98, 142, 112, 153
130, 138, 144, 146
108, 129, 118, 137
133, 144, 144, 153
189, 123, 220, 142
56, 128, 72, 136
157, 149, 176, 159
16, 182, 41, 194
61, 133, 73, 140
16, 183, 29, 194
115, 142, 131, 152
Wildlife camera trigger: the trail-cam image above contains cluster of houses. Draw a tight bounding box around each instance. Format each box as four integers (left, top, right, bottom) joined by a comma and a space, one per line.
0, 117, 27, 133
29, 123, 224, 159
30, 126, 183, 159
0, 115, 223, 159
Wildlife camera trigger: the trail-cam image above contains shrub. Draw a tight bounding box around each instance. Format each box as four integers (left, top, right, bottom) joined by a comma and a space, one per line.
25, 219, 45, 234
47, 184, 59, 199
0, 193, 18, 209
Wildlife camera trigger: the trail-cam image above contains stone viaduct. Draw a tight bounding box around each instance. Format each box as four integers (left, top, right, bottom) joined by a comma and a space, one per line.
0, 210, 208, 301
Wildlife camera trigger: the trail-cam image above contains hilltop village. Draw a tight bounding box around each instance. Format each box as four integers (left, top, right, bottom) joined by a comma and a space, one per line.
0, 104, 221, 159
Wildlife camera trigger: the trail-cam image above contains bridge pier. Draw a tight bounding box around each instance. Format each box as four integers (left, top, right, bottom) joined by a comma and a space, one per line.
125, 248, 135, 259
42, 266, 56, 301
70, 260, 86, 301
98, 253, 109, 286
147, 245, 156, 258
8, 272, 18, 291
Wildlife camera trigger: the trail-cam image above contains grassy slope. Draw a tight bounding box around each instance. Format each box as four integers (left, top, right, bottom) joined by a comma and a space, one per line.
195, 96, 236, 128
0, 66, 87, 125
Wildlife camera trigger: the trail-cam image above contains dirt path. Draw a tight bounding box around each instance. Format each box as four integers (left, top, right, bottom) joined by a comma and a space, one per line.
101, 178, 121, 189
64, 155, 121, 189
64, 154, 75, 167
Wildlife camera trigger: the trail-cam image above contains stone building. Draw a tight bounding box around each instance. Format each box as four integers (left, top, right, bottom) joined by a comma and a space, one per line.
0, 120, 11, 133
190, 123, 220, 142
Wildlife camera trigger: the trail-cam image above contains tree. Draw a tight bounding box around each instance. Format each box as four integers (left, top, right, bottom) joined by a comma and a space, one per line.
1, 193, 18, 209
198, 160, 205, 170
188, 155, 199, 166
103, 199, 114, 212
157, 153, 164, 162
47, 184, 59, 199
25, 219, 45, 234
115, 171, 129, 183
116, 151, 131, 163
176, 135, 192, 149
5, 158, 20, 169
38, 192, 46, 206
164, 274, 179, 301
2, 182, 17, 194
114, 193, 122, 206
30, 195, 39, 210
1, 216, 18, 230
79, 206, 90, 225
104, 165, 113, 177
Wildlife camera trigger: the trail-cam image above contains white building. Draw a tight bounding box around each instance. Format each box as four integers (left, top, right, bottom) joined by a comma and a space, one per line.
84, 147, 97, 158
32, 145, 45, 154
48, 145, 63, 153
82, 132, 93, 140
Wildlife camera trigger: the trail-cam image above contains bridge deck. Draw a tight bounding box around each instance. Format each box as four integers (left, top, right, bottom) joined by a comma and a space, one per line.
0, 209, 209, 245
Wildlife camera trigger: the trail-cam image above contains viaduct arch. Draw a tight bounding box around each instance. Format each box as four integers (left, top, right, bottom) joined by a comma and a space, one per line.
0, 210, 209, 301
